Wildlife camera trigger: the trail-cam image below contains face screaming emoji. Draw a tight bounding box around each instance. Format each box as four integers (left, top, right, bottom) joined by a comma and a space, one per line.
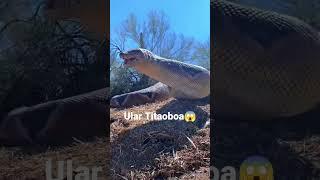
240, 156, 273, 180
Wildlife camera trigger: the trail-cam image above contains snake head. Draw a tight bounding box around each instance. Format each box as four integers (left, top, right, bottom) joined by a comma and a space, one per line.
119, 48, 154, 66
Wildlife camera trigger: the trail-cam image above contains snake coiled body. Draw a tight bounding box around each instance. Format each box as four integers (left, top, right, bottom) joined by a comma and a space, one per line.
0, 88, 108, 145
213, 0, 320, 119
4, 0, 320, 146
110, 49, 210, 107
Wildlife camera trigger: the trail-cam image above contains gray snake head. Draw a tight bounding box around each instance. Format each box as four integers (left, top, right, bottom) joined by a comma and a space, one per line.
119, 48, 154, 66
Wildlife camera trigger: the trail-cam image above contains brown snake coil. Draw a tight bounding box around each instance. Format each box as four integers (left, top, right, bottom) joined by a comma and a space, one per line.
213, 0, 320, 119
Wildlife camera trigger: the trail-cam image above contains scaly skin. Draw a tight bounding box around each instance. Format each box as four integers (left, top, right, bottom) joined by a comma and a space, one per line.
110, 82, 170, 108
0, 88, 108, 145
119, 49, 210, 99
213, 0, 320, 119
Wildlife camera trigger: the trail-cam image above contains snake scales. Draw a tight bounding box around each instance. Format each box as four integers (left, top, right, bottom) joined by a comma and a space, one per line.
213, 0, 320, 119
2, 0, 320, 145
113, 0, 320, 120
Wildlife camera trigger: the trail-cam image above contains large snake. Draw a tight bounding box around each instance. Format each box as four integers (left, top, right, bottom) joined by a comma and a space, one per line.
39, 0, 320, 117
2, 0, 320, 146
213, 0, 320, 120
110, 49, 210, 107
113, 0, 320, 120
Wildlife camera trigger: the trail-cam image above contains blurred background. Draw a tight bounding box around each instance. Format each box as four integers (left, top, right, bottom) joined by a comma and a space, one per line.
230, 0, 320, 29
0, 0, 107, 119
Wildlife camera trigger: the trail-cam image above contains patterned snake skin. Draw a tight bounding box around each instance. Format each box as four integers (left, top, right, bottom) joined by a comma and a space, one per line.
6, 0, 320, 146
213, 0, 320, 119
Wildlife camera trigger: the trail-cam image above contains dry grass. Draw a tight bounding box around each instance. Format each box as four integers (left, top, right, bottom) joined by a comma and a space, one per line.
0, 138, 109, 179
110, 98, 210, 179
0, 98, 210, 179
3, 95, 320, 179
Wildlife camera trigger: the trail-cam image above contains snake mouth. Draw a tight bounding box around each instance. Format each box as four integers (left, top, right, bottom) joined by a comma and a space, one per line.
120, 53, 136, 65
123, 57, 136, 64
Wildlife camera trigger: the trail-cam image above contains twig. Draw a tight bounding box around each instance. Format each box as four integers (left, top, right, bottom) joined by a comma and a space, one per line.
55, 21, 90, 65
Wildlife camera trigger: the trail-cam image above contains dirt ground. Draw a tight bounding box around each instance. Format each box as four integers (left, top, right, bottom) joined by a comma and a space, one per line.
0, 98, 210, 179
